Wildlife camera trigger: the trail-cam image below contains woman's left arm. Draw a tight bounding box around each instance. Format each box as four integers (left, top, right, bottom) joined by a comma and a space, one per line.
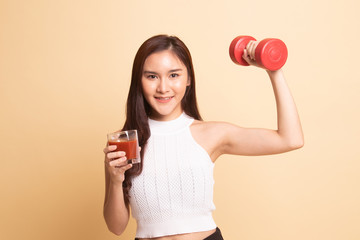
219, 69, 304, 156
267, 69, 304, 149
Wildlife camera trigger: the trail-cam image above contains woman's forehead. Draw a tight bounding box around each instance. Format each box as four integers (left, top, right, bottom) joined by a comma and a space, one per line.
143, 50, 186, 70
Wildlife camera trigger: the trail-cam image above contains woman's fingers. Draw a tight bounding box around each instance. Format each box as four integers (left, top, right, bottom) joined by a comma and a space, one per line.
107, 151, 126, 160
245, 40, 257, 60
103, 144, 134, 184
121, 163, 133, 171
109, 156, 127, 167
243, 49, 253, 65
243, 41, 262, 68
104, 144, 127, 163
103, 145, 116, 154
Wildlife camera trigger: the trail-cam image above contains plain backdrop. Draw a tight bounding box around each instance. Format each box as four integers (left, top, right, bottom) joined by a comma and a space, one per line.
1, 0, 359, 239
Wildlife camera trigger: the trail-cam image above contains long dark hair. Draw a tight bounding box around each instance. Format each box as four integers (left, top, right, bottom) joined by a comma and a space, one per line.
121, 34, 202, 205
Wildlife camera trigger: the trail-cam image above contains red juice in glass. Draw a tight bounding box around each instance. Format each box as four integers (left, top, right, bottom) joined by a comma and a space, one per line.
108, 140, 138, 160
107, 130, 141, 164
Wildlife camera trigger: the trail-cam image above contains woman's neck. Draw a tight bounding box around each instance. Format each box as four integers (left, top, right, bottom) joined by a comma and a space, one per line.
149, 109, 184, 121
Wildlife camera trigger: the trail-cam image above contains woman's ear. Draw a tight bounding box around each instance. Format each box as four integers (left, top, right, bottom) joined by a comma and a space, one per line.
187, 76, 191, 86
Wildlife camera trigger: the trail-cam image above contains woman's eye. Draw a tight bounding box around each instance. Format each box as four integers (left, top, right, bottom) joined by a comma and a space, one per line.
147, 75, 157, 79
170, 73, 179, 78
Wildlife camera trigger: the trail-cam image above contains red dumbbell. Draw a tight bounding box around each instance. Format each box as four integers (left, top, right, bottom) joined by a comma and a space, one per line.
229, 36, 288, 71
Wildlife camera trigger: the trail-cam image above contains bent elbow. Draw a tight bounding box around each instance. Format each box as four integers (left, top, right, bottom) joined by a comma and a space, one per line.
292, 142, 304, 150
108, 226, 125, 236
111, 230, 123, 236
104, 218, 127, 236
288, 138, 304, 150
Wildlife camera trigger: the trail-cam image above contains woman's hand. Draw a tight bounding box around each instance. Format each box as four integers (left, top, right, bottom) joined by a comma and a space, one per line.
242, 40, 262, 68
103, 145, 132, 185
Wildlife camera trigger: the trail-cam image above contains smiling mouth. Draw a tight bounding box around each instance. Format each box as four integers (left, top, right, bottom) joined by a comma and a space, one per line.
155, 96, 174, 102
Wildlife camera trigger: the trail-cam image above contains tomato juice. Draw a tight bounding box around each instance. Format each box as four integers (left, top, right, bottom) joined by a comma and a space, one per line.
108, 140, 138, 160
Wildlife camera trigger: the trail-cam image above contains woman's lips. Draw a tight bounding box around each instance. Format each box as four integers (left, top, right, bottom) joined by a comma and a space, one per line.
155, 96, 174, 103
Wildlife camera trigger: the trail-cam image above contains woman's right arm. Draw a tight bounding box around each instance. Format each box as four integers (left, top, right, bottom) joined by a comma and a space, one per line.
103, 145, 133, 235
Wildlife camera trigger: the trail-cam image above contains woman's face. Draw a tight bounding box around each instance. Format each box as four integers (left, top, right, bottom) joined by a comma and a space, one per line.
141, 50, 190, 121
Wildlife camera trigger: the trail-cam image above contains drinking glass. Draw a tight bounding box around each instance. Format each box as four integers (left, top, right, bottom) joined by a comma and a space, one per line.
107, 130, 141, 164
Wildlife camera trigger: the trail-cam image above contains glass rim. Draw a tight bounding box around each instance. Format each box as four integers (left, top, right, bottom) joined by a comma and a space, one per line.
108, 129, 137, 135
107, 129, 138, 141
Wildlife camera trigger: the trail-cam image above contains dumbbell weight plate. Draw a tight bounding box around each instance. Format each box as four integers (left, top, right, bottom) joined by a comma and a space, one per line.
255, 38, 288, 71
229, 35, 256, 66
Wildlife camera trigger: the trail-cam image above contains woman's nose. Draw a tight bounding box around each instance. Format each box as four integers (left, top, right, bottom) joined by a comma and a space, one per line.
157, 78, 170, 93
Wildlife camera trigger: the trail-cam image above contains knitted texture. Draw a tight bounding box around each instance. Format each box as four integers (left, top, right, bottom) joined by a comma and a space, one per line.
129, 113, 216, 238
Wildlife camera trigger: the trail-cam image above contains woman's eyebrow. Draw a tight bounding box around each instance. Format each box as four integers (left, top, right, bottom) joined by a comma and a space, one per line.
143, 70, 157, 75
143, 69, 183, 74
169, 69, 183, 73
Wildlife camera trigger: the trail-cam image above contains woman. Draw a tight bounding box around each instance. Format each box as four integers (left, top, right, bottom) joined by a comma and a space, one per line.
103, 35, 304, 240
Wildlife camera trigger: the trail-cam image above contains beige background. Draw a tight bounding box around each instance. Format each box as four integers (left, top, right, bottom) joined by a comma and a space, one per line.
1, 0, 359, 239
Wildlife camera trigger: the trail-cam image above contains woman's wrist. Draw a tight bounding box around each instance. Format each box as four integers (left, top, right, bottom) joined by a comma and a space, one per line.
266, 68, 282, 76
110, 180, 124, 189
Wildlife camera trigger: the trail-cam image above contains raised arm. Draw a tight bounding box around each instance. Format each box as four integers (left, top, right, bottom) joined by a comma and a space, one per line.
217, 68, 304, 156
206, 41, 304, 158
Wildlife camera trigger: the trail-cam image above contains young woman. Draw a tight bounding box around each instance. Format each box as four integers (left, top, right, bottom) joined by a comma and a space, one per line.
103, 35, 304, 240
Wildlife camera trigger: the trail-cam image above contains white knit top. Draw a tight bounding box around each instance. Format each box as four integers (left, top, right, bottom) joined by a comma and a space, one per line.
128, 113, 216, 238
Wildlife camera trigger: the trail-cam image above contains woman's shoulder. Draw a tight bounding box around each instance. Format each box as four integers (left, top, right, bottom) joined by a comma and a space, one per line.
191, 119, 245, 141
190, 120, 237, 160
190, 119, 237, 138
191, 119, 214, 130
191, 119, 235, 129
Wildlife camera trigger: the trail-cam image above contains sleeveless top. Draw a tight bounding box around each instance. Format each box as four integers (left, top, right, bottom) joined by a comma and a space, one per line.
128, 113, 216, 238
